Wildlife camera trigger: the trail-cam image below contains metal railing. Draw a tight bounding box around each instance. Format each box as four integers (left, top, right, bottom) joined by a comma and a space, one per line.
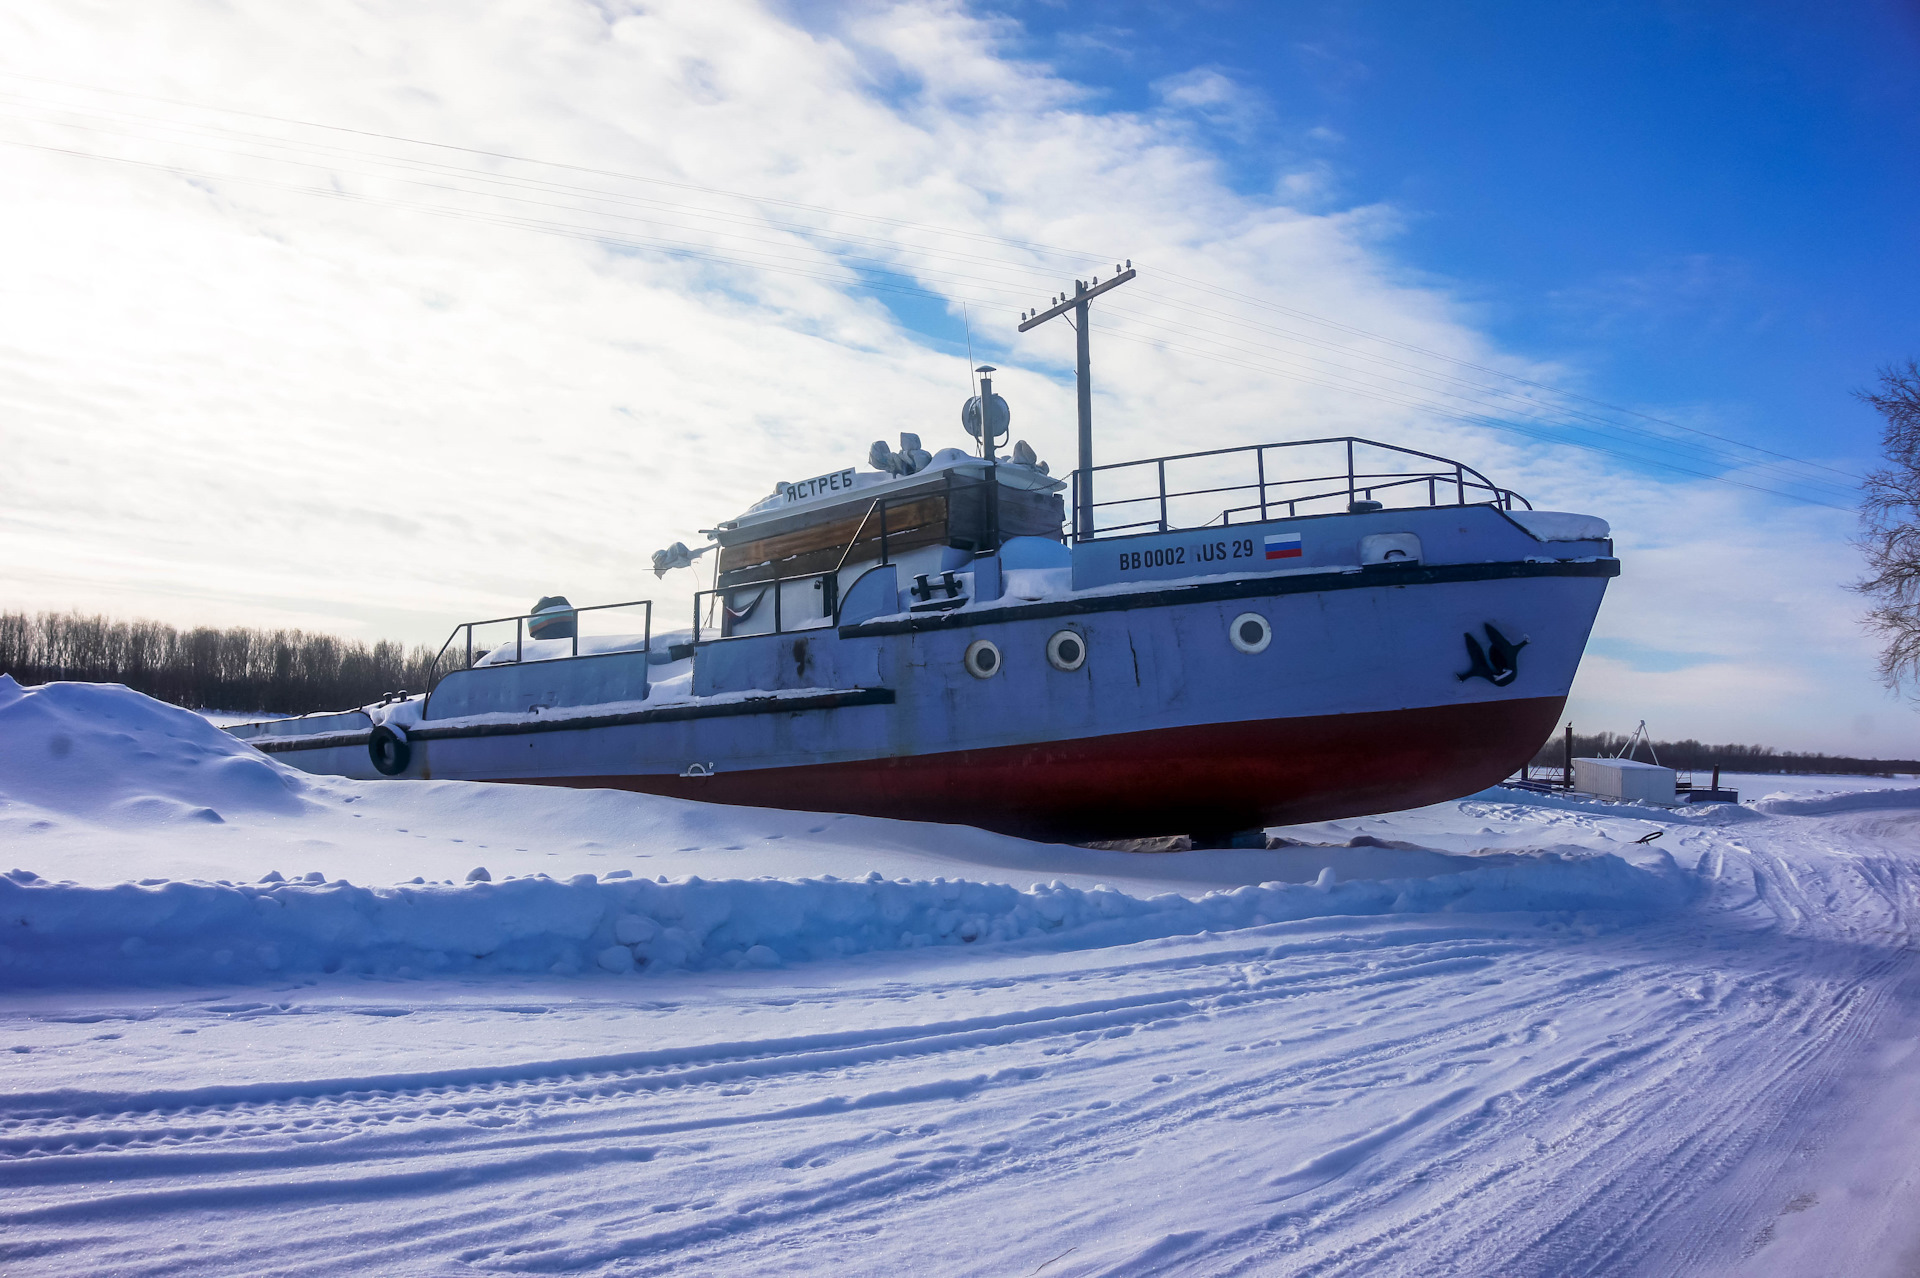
692, 571, 840, 644
1069, 436, 1529, 541
1505, 764, 1574, 792
426, 598, 653, 691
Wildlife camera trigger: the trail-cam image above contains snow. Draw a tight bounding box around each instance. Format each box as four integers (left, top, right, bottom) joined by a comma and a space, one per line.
0, 851, 1691, 988
195, 710, 290, 727
1508, 509, 1611, 541
1003, 565, 1074, 600
731, 449, 1061, 525
6, 675, 1920, 1275
0, 678, 1691, 986
471, 632, 652, 667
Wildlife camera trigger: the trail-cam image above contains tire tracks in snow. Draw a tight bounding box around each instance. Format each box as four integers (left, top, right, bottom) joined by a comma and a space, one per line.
5, 803, 1920, 1276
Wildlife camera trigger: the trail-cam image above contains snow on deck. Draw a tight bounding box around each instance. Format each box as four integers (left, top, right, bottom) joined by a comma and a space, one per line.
5, 674, 1920, 1275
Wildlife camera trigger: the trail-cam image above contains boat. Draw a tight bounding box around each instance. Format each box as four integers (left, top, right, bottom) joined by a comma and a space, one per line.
226, 399, 1616, 842
227, 264, 1617, 843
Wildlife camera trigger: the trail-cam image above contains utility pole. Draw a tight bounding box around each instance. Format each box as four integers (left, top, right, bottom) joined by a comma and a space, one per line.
1018, 263, 1135, 539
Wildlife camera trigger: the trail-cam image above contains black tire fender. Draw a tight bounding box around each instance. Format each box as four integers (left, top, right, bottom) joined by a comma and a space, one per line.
368, 724, 411, 776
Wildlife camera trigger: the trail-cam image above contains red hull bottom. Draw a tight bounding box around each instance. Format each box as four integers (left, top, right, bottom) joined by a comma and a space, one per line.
505, 696, 1566, 843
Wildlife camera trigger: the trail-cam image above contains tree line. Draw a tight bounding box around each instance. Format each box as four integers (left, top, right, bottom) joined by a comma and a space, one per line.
1529, 729, 1920, 778
0, 610, 460, 715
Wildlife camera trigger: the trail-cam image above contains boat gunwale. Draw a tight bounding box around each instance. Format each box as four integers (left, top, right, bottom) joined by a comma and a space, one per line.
835, 555, 1619, 639
236, 556, 1615, 754
243, 687, 897, 753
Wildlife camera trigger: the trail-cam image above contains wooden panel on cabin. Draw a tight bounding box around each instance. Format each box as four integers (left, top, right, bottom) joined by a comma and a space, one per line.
718, 495, 948, 585
719, 510, 868, 576
717, 523, 950, 589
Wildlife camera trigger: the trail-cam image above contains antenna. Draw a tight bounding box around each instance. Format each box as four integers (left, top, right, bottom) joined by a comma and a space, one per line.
962, 303, 976, 396
1017, 263, 1137, 540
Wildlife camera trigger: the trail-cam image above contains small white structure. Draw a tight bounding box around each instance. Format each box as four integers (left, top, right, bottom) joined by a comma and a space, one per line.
1574, 757, 1677, 804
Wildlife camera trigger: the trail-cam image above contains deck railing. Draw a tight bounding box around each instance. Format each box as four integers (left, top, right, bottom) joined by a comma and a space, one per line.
1069, 436, 1529, 541
426, 599, 653, 692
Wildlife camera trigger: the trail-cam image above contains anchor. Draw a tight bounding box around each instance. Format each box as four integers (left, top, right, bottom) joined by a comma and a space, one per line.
1457, 623, 1529, 687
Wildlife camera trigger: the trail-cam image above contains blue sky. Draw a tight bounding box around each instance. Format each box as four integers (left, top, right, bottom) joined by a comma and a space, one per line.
992, 0, 1920, 477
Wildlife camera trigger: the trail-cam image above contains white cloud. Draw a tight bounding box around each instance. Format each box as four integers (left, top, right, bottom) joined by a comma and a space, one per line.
1150, 65, 1272, 143
1155, 67, 1243, 112
0, 0, 1902, 753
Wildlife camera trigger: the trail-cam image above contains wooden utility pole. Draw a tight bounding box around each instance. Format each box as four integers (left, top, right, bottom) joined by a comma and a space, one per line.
1018, 264, 1135, 539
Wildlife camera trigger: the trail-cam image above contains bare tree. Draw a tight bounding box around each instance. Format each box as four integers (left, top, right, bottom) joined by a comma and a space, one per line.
1856, 359, 1920, 691
0, 609, 446, 713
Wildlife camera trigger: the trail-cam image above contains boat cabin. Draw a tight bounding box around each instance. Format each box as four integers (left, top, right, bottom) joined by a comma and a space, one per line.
705, 449, 1067, 638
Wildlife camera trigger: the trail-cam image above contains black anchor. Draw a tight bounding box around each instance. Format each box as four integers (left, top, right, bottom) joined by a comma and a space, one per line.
1457, 623, 1529, 687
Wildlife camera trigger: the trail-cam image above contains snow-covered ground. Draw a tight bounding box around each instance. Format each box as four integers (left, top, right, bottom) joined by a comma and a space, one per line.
5, 676, 1920, 1275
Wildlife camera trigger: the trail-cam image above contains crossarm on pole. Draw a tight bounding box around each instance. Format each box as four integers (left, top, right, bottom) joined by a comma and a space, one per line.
1018, 269, 1136, 332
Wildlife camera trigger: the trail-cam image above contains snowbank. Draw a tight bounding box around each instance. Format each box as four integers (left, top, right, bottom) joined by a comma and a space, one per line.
0, 674, 313, 823
5, 679, 1525, 895
0, 852, 1693, 988
0, 677, 1696, 986
1753, 786, 1920, 816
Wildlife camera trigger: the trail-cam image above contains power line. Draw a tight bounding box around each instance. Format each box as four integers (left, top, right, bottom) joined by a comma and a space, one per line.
1083, 320, 1854, 507
0, 103, 1069, 305
0, 71, 1864, 508
0, 70, 1109, 263
1, 72, 1858, 483
0, 94, 1088, 292
1087, 321, 1855, 510
0, 137, 1008, 306
1096, 301, 1861, 504
1138, 271, 1866, 483
7, 126, 1854, 507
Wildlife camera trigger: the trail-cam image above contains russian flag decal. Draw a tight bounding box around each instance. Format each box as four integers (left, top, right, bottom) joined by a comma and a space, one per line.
1264, 533, 1302, 560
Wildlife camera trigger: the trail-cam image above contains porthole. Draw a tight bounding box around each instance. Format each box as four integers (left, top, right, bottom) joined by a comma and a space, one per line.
1229, 612, 1272, 655
964, 638, 1003, 679
1046, 629, 1087, 672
